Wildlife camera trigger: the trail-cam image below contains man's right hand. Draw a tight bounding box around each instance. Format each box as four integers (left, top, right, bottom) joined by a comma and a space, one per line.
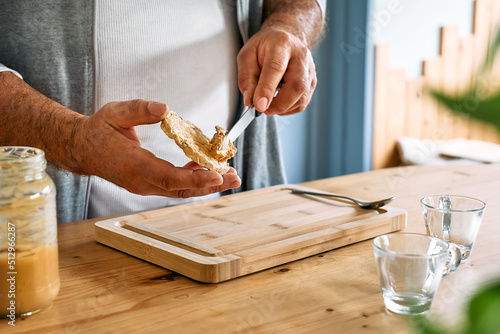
0, 72, 241, 198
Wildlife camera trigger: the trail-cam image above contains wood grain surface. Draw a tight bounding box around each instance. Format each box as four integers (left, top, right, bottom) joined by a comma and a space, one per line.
95, 185, 406, 283
2, 164, 500, 333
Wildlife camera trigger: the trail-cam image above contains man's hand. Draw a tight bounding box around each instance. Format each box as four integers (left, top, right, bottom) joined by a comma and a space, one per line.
71, 99, 241, 198
238, 28, 316, 116
0, 72, 241, 198
237, 0, 324, 116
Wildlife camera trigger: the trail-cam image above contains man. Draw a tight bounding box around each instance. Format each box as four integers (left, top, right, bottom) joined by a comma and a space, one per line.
0, 0, 325, 223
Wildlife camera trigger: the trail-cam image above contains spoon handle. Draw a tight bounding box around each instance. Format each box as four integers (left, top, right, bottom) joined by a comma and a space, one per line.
290, 190, 356, 203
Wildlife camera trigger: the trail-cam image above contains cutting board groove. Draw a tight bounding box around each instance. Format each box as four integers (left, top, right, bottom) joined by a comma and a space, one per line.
95, 185, 406, 283
123, 223, 224, 257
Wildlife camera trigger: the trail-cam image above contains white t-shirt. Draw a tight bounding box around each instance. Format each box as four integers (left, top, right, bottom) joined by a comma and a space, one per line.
88, 0, 240, 218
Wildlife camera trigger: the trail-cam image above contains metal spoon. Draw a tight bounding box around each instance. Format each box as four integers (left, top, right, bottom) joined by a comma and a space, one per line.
290, 189, 395, 210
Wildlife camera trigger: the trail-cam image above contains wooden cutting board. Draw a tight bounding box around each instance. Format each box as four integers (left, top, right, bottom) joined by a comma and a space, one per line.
95, 185, 406, 283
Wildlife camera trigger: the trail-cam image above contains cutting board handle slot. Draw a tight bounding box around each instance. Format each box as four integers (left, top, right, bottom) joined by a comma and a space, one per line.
123, 222, 224, 257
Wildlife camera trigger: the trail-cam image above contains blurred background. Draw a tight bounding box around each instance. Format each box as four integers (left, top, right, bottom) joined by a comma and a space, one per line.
278, 0, 500, 184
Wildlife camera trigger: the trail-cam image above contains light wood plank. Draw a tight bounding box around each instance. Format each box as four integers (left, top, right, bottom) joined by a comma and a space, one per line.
404, 78, 423, 138
456, 35, 476, 94
473, 0, 492, 71
422, 58, 442, 140
385, 68, 406, 167
373, 44, 390, 169
439, 26, 461, 139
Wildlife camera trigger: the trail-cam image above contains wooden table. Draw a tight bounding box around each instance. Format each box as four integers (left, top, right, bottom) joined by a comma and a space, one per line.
3, 164, 500, 333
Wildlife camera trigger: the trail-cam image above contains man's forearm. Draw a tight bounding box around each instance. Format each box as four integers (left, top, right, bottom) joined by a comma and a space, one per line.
0, 71, 86, 172
263, 0, 324, 49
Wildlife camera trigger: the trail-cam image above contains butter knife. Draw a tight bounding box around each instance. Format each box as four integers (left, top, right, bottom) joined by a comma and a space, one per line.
221, 83, 282, 148
222, 102, 260, 148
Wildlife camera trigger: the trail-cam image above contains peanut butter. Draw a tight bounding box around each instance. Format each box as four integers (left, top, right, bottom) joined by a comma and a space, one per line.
0, 246, 60, 316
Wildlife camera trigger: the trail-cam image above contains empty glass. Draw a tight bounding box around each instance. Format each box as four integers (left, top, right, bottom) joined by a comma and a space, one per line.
421, 195, 486, 260
373, 233, 461, 315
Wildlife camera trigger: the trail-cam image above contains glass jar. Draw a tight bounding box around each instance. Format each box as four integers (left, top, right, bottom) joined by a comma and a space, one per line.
0, 147, 60, 318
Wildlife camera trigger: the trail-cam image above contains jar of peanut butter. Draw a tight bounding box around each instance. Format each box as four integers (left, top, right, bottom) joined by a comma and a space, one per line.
0, 147, 60, 318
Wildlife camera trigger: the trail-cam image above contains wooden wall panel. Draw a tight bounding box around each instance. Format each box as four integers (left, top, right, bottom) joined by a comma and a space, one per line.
439, 26, 460, 140
404, 78, 423, 139
372, 44, 390, 169
372, 0, 500, 169
422, 57, 442, 139
386, 68, 406, 166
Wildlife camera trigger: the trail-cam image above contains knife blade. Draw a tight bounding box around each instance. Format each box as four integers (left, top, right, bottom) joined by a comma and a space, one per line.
223, 103, 261, 146
222, 82, 283, 148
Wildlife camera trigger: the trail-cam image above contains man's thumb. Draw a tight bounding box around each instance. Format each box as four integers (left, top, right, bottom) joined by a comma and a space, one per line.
147, 102, 168, 117
103, 99, 168, 128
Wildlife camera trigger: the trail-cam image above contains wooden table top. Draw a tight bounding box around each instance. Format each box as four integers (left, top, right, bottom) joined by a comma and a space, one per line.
3, 164, 500, 333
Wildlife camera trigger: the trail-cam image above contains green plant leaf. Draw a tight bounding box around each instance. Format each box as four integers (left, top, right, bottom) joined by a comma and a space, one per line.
410, 281, 500, 334
464, 281, 500, 334
410, 315, 451, 334
429, 89, 500, 131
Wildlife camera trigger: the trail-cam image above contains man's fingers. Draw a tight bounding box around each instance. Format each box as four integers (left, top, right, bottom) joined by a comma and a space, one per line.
270, 74, 316, 116
101, 145, 240, 197
104, 146, 219, 192
265, 57, 308, 115
183, 161, 205, 170
157, 164, 223, 191
265, 49, 316, 116
134, 160, 240, 198
253, 44, 290, 112
168, 170, 241, 198
237, 48, 261, 107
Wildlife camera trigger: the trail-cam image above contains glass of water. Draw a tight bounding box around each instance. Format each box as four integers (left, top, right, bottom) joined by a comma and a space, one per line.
373, 233, 461, 315
421, 195, 486, 260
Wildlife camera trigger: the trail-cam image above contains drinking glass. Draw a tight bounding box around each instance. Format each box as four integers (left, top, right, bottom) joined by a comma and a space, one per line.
373, 233, 461, 315
421, 195, 486, 260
